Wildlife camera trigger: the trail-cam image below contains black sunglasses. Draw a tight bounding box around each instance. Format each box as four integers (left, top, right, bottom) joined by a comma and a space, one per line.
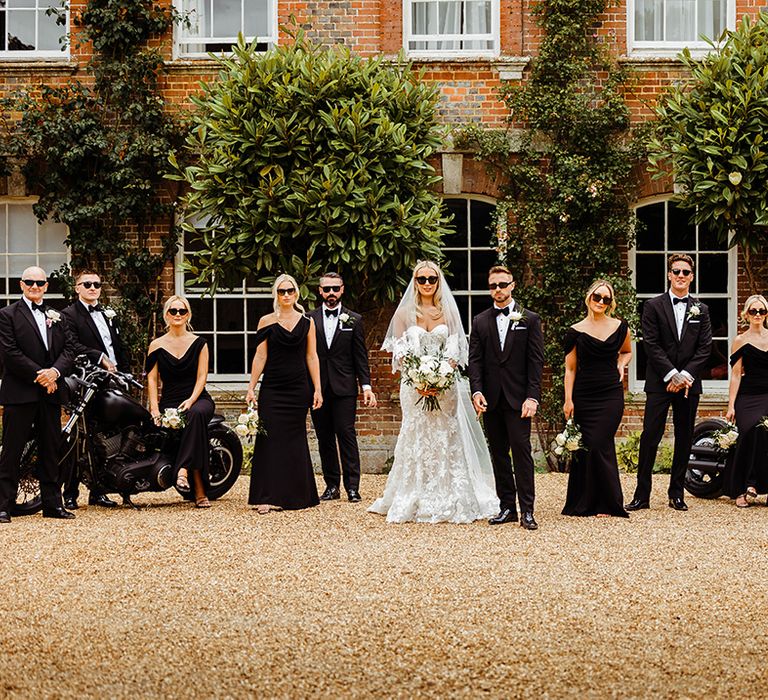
22, 279, 47, 287
489, 281, 512, 290
277, 287, 296, 296
415, 275, 439, 285
671, 268, 692, 277
321, 285, 341, 293
747, 308, 768, 316
591, 292, 613, 305
167, 308, 189, 316
78, 281, 102, 289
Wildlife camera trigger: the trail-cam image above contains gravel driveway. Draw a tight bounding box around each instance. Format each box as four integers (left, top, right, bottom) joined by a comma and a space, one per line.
0, 473, 765, 699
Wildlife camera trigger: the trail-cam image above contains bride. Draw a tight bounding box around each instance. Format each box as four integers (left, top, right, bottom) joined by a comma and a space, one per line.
368, 261, 499, 523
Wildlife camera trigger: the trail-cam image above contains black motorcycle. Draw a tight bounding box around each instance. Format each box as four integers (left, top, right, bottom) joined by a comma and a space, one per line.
12, 358, 242, 515
685, 417, 728, 499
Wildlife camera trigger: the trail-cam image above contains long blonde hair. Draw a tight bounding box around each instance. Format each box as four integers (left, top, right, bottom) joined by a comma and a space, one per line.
741, 294, 768, 329
585, 279, 617, 319
413, 260, 444, 321
163, 295, 194, 331
272, 274, 306, 316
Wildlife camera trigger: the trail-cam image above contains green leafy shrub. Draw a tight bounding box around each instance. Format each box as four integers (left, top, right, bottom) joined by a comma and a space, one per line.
617, 431, 673, 474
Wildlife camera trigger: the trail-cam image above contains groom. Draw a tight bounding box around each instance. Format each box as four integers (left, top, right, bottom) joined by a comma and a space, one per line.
468, 265, 544, 530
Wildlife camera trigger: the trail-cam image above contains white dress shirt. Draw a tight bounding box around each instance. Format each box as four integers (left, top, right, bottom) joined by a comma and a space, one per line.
494, 301, 514, 351
23, 296, 48, 350
81, 300, 117, 366
663, 289, 693, 383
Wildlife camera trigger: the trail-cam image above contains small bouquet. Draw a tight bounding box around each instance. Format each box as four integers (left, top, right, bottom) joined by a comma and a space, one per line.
234, 406, 265, 441
160, 408, 186, 430
400, 349, 459, 412
712, 421, 739, 451
759, 416, 768, 432
551, 419, 586, 461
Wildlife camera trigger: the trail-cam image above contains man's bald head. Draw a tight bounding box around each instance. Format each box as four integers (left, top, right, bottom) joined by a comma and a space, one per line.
19, 266, 48, 301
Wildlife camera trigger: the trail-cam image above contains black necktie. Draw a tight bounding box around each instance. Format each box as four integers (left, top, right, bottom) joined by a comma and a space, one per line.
89, 304, 104, 313
325, 309, 338, 317
31, 302, 44, 313
495, 306, 510, 316
673, 297, 688, 306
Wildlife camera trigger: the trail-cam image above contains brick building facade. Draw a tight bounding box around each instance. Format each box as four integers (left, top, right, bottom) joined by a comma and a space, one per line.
1, 0, 766, 470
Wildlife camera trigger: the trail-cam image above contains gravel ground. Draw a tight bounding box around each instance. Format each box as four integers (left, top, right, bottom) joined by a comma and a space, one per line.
0, 473, 766, 699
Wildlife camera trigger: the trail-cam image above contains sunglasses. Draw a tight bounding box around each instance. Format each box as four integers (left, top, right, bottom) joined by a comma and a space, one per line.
671, 268, 692, 277
747, 308, 768, 316
167, 308, 189, 316
415, 275, 438, 285
78, 281, 102, 289
488, 281, 512, 291
22, 279, 47, 287
321, 285, 341, 293
277, 287, 296, 296
591, 292, 613, 305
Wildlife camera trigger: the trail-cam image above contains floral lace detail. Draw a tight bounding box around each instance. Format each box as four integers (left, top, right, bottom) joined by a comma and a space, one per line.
369, 326, 499, 524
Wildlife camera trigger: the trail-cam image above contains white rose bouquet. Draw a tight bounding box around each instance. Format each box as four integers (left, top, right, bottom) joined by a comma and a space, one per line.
160, 408, 186, 430
551, 419, 585, 462
234, 406, 265, 441
399, 348, 459, 412
712, 421, 738, 451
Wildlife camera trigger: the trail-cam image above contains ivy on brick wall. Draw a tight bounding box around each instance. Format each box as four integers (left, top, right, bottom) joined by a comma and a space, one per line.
2, 0, 188, 369
456, 0, 641, 468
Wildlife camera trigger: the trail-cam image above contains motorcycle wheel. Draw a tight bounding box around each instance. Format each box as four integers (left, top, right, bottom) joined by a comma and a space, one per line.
204, 424, 243, 500
12, 439, 43, 516
685, 418, 727, 499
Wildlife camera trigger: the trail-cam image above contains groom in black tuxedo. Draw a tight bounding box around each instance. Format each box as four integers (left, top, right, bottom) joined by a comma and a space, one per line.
626, 253, 712, 512
0, 266, 75, 522
310, 272, 376, 503
468, 265, 544, 530
61, 270, 130, 509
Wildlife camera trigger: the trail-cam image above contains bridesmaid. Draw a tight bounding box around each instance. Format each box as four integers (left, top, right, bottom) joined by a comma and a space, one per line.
146, 296, 215, 508
724, 294, 768, 507
247, 274, 322, 513
562, 280, 632, 518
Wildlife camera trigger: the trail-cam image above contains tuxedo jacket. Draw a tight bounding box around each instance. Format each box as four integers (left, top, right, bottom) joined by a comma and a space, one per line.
0, 299, 74, 405
61, 301, 130, 371
468, 303, 545, 411
641, 293, 712, 395
309, 306, 371, 397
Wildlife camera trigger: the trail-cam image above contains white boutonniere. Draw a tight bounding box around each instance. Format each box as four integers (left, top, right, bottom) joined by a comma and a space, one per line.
509, 310, 523, 323
338, 312, 354, 327
45, 309, 61, 326
687, 304, 701, 321
103, 307, 117, 320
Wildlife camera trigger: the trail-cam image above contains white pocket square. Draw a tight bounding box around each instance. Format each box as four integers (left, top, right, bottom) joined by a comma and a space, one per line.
688, 320, 700, 324
340, 328, 353, 332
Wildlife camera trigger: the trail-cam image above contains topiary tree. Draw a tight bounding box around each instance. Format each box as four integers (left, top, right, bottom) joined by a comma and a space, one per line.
169, 28, 450, 302
649, 12, 768, 292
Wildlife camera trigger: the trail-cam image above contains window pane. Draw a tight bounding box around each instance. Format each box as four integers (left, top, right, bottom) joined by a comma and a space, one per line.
8, 1, 37, 7
189, 297, 213, 331
38, 9, 63, 51
698, 219, 726, 250
444, 250, 468, 289
634, 253, 665, 294
8, 206, 36, 252
199, 333, 215, 372
698, 0, 726, 39
636, 202, 664, 250
470, 200, 495, 248
470, 249, 497, 289
697, 253, 728, 294
635, 340, 648, 380
9, 255, 36, 277
247, 298, 273, 327
216, 298, 244, 332
665, 0, 696, 42
443, 199, 468, 248
453, 293, 469, 331
437, 2, 461, 35
702, 339, 729, 381
412, 1, 437, 34
7, 9, 36, 50
217, 334, 246, 375
244, 0, 269, 36
667, 204, 695, 251
38, 253, 67, 272
465, 1, 491, 33
701, 297, 728, 337
38, 219, 67, 250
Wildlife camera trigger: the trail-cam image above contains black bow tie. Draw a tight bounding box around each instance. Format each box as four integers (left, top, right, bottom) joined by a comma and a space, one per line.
325, 309, 338, 317
673, 297, 688, 306
31, 302, 45, 313
89, 304, 104, 313
495, 306, 510, 316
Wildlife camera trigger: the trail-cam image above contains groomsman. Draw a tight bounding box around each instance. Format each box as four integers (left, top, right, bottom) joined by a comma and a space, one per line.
468, 265, 544, 530
0, 267, 74, 522
626, 253, 712, 512
310, 272, 376, 503
61, 270, 130, 509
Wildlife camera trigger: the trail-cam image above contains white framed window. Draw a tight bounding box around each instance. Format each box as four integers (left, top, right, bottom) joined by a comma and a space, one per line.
175, 0, 277, 58
0, 1, 69, 59
628, 0, 735, 56
629, 197, 736, 394
441, 196, 498, 332
404, 0, 499, 57
0, 200, 68, 306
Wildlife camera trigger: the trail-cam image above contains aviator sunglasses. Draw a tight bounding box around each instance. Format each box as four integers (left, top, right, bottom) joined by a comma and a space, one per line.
22, 279, 47, 287
415, 275, 439, 285
276, 287, 296, 296
78, 281, 102, 289
591, 292, 613, 305
489, 281, 512, 291
321, 285, 342, 293
671, 268, 692, 277
747, 308, 768, 316
167, 308, 189, 316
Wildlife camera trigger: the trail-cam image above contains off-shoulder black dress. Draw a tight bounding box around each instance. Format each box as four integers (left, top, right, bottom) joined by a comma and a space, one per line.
145, 336, 214, 489
724, 343, 768, 498
562, 322, 629, 518
248, 317, 319, 510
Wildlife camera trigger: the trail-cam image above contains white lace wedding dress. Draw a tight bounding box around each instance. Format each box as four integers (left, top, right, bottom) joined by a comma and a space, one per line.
368, 325, 499, 524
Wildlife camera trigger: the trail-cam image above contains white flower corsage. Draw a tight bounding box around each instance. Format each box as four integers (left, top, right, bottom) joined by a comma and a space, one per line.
103, 307, 117, 320
687, 304, 701, 320
338, 312, 354, 327
45, 309, 61, 326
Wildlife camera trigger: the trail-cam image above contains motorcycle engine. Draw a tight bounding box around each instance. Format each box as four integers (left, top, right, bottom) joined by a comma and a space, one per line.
96, 428, 173, 494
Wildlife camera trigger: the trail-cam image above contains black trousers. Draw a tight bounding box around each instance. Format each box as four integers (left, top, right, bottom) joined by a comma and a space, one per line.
0, 401, 64, 512
634, 390, 700, 501
483, 395, 535, 513
311, 391, 361, 492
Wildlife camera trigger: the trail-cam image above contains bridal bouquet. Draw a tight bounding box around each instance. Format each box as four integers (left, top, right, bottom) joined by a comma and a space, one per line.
234, 406, 265, 441
160, 408, 186, 430
400, 348, 459, 412
712, 421, 738, 451
551, 419, 585, 461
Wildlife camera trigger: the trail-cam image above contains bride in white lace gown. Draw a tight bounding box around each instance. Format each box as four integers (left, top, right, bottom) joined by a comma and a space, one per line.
368, 261, 499, 523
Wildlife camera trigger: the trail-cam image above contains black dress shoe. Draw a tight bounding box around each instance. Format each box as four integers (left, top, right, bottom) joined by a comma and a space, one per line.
520, 512, 538, 530
489, 508, 518, 525
42, 507, 76, 520
347, 489, 362, 503
319, 486, 340, 501
63, 497, 79, 510
625, 498, 650, 511
0, 511, 10, 524
88, 494, 117, 508
668, 497, 688, 511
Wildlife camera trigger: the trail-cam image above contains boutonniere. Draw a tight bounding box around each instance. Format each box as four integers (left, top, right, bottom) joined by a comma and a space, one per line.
509, 310, 524, 323
338, 312, 354, 327
103, 307, 117, 320
687, 304, 701, 321
45, 309, 61, 326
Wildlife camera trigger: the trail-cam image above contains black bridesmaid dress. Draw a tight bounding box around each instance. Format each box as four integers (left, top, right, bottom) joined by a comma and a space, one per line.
562, 321, 629, 518
248, 316, 319, 510
145, 336, 215, 489
724, 344, 768, 498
